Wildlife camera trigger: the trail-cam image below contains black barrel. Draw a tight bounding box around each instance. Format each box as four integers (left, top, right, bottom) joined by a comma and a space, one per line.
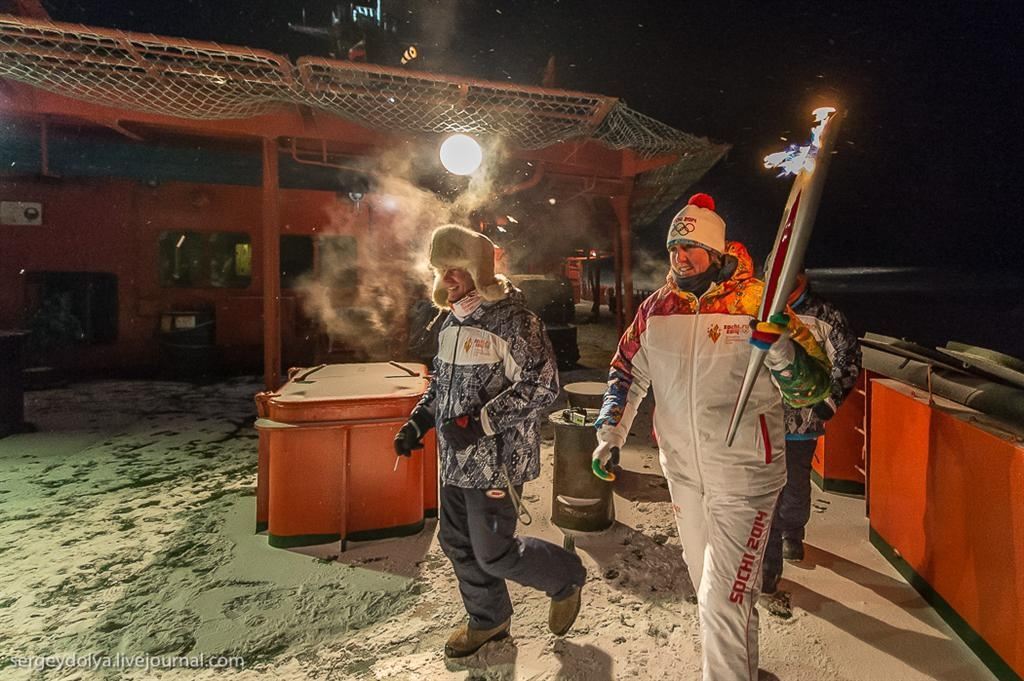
0, 331, 29, 437
159, 310, 216, 378
549, 408, 614, 532
545, 324, 579, 370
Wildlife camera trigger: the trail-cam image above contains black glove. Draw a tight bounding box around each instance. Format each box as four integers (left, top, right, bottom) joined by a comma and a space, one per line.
811, 401, 836, 421
394, 408, 434, 457
439, 413, 487, 451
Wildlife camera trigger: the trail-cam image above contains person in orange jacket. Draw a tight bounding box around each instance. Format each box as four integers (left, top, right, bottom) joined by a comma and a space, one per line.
592, 194, 831, 681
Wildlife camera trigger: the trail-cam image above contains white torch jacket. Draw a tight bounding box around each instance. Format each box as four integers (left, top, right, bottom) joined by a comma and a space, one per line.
595, 242, 831, 496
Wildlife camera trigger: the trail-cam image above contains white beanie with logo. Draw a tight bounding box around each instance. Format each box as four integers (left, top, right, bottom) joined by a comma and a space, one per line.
666, 193, 726, 255
428, 224, 509, 308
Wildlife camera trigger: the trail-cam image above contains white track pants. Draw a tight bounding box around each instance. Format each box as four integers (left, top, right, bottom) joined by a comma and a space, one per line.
667, 480, 779, 681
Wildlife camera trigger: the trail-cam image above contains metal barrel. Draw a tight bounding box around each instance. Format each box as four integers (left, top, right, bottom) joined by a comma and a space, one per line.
564, 381, 606, 410
158, 310, 216, 378
549, 408, 614, 532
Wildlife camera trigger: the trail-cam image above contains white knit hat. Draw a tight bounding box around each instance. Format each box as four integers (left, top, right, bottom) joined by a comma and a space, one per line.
428, 224, 509, 308
666, 193, 726, 255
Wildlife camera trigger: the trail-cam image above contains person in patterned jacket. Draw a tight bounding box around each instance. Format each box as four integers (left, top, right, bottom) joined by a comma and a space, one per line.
394, 224, 586, 659
591, 194, 832, 681
762, 271, 861, 595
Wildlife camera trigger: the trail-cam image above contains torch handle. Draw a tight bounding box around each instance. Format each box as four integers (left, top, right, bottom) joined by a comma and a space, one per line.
725, 348, 766, 446
726, 107, 843, 446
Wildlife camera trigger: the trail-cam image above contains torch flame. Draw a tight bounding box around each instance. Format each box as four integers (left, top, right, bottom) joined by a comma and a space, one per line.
764, 106, 837, 177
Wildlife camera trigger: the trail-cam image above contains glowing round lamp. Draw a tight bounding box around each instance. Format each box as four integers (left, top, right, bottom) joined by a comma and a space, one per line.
440, 134, 483, 175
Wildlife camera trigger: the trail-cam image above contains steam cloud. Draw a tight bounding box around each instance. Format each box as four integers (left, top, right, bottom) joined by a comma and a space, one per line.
295, 137, 514, 362
294, 141, 675, 363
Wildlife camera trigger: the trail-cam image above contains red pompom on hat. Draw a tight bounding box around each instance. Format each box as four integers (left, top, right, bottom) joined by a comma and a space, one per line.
667, 193, 726, 254
687, 193, 716, 211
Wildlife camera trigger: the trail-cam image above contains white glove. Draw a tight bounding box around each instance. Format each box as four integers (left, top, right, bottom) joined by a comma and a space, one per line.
750, 313, 795, 370
591, 439, 621, 481
764, 334, 795, 370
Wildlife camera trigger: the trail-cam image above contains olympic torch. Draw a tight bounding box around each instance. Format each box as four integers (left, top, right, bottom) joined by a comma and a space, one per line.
725, 106, 843, 446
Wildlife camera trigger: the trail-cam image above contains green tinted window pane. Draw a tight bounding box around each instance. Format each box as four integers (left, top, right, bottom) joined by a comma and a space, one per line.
280, 235, 314, 289
235, 243, 252, 277
208, 232, 252, 288
318, 235, 358, 289
158, 231, 203, 287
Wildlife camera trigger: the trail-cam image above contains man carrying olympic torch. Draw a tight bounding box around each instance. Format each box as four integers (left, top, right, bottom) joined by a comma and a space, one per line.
591, 108, 841, 680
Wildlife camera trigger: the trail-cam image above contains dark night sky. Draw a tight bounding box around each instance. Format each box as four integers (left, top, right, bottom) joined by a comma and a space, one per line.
41, 0, 1024, 270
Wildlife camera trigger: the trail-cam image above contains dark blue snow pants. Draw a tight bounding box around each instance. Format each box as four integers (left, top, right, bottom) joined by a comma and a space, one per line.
438, 484, 587, 630
763, 438, 818, 584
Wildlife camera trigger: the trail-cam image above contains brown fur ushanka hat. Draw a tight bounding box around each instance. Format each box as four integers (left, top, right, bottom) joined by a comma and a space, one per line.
428, 224, 509, 308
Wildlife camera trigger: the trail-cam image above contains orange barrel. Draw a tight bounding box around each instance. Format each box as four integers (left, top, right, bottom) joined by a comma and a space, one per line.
260, 419, 346, 547
261, 362, 428, 423
255, 362, 437, 548
254, 390, 272, 532
345, 421, 436, 541
256, 421, 270, 532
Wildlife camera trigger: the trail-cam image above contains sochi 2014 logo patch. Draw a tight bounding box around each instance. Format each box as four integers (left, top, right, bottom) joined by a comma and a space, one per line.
707, 323, 721, 343
722, 322, 750, 344
463, 336, 493, 358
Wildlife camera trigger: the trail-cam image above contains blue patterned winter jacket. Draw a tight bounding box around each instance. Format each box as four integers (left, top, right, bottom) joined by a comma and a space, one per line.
415, 284, 559, 489
783, 283, 862, 439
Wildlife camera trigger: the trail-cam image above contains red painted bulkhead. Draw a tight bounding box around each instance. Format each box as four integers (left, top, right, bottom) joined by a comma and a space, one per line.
0, 175, 369, 374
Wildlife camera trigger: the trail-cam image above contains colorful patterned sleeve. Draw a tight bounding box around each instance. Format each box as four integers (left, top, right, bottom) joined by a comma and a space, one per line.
821, 301, 861, 408
594, 302, 652, 446
768, 310, 833, 408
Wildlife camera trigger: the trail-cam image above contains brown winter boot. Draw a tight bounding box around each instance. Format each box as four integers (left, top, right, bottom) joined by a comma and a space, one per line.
444, 618, 511, 658
548, 585, 582, 636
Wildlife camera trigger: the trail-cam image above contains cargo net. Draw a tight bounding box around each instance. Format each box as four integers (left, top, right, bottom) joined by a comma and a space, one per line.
298, 58, 612, 150
595, 105, 729, 224
0, 16, 297, 120
0, 14, 726, 222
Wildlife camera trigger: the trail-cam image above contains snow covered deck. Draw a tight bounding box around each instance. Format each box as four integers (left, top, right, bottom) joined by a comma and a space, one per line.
0, 323, 998, 680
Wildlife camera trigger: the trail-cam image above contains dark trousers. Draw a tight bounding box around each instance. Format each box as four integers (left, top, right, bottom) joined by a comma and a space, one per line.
438, 484, 587, 630
763, 438, 818, 583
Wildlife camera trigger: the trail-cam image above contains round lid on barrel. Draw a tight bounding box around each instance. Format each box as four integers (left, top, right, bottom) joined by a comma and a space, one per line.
564, 381, 606, 410
564, 381, 606, 397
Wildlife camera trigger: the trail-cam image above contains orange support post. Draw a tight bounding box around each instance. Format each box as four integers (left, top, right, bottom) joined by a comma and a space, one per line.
611, 188, 634, 333
261, 138, 281, 390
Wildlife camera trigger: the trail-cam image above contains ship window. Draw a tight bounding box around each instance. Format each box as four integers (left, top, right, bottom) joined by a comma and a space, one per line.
158, 231, 252, 288
209, 232, 252, 288
159, 231, 203, 287
24, 272, 118, 345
